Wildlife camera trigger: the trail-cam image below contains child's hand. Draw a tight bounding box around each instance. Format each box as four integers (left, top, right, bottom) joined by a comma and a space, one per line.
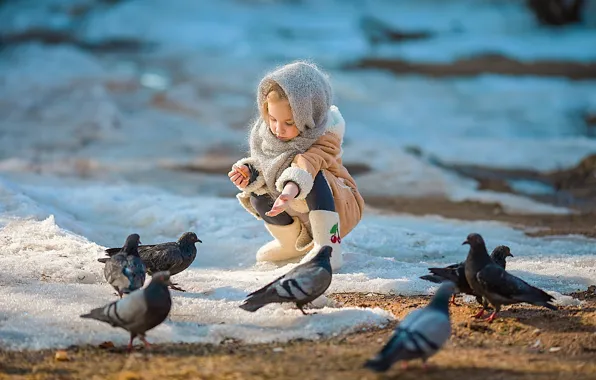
228, 165, 250, 189
266, 182, 299, 217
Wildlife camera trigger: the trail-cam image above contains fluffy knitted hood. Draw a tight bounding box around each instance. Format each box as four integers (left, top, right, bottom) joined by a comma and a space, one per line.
257, 61, 333, 139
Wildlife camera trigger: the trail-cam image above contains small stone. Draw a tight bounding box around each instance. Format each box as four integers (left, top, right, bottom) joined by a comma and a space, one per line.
531, 339, 541, 348
98, 341, 115, 349
54, 350, 69, 361
549, 347, 562, 353
272, 347, 284, 353
532, 329, 541, 336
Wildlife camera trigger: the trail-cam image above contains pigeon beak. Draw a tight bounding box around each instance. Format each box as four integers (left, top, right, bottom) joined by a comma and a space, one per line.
508, 252, 514, 257
462, 240, 469, 245
197, 238, 202, 243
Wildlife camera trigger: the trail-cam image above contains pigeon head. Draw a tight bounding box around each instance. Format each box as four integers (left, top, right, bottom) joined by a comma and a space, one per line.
151, 271, 172, 286
492, 245, 513, 260
122, 234, 142, 255
315, 245, 333, 259
311, 245, 333, 272
179, 232, 202, 244
462, 233, 485, 248
428, 281, 456, 312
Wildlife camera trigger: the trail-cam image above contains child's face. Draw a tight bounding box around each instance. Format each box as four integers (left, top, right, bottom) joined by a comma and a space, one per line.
267, 100, 300, 141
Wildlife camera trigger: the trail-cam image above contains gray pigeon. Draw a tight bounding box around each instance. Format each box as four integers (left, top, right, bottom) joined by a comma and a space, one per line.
80, 271, 172, 351
100, 232, 201, 292
103, 234, 146, 298
463, 233, 557, 322
420, 245, 513, 305
364, 281, 456, 372
239, 245, 333, 315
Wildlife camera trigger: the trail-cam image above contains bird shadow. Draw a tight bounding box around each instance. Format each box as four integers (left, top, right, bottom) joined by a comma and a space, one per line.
173, 286, 247, 302
373, 365, 556, 380
501, 306, 596, 333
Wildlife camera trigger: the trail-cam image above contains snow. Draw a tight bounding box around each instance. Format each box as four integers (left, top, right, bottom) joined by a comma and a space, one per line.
0, 178, 594, 350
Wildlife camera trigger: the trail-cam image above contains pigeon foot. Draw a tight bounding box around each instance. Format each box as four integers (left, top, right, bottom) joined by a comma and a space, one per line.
140, 336, 152, 349
127, 336, 135, 353
485, 311, 498, 323
471, 308, 485, 318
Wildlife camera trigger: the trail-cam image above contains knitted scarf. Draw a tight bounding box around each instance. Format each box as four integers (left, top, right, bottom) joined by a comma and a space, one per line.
248, 61, 332, 196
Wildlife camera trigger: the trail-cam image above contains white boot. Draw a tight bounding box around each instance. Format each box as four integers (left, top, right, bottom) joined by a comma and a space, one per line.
299, 210, 343, 271
256, 218, 307, 262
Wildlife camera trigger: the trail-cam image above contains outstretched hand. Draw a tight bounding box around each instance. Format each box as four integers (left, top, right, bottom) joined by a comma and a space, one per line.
266, 182, 299, 217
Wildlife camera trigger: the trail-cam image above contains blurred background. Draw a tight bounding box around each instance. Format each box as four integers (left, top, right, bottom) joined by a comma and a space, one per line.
1, 0, 595, 217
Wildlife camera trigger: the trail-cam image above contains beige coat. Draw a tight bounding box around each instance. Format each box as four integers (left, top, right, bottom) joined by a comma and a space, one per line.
235, 106, 364, 247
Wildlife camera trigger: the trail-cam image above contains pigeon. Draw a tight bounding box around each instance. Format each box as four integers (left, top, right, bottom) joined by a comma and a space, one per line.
463, 233, 557, 322
103, 234, 146, 298
239, 245, 333, 315
364, 281, 456, 372
81, 271, 172, 351
420, 245, 513, 305
100, 232, 202, 292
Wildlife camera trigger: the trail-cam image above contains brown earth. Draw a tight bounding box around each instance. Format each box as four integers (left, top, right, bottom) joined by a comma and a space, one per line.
348, 55, 596, 79
365, 196, 596, 238
1, 292, 594, 380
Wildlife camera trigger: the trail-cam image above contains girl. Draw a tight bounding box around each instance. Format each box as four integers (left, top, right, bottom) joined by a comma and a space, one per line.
228, 61, 364, 271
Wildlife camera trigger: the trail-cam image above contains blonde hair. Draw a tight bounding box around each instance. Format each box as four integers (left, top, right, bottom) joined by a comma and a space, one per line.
260, 82, 290, 122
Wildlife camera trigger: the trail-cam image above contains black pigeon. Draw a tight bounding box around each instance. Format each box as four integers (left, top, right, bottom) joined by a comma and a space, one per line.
420, 245, 513, 305
463, 233, 557, 322
100, 232, 201, 292
103, 234, 146, 298
364, 281, 456, 372
81, 271, 172, 351
240, 246, 333, 315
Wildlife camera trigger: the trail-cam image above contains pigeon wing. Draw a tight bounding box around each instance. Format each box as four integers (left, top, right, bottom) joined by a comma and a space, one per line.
276, 266, 331, 302
138, 243, 182, 274
105, 288, 149, 332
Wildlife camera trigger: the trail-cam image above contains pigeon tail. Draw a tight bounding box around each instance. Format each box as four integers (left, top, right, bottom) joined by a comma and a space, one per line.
427, 267, 459, 283
539, 302, 558, 311
239, 299, 265, 312
104, 247, 121, 256
80, 307, 110, 323
419, 274, 446, 284
523, 290, 558, 310
363, 355, 393, 373
239, 283, 282, 312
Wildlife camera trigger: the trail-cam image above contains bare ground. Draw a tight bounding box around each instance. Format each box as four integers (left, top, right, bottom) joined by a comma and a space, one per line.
1, 290, 595, 380
365, 196, 596, 238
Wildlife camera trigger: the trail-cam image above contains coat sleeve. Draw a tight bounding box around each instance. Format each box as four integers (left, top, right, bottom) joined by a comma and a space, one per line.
233, 157, 268, 220
275, 134, 341, 199
233, 157, 267, 195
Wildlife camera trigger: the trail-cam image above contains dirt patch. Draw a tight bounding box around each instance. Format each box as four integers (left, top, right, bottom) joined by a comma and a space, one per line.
165, 145, 244, 176
549, 154, 596, 201
365, 196, 596, 238
570, 286, 596, 301
1, 294, 594, 380
348, 55, 596, 79
359, 152, 596, 237
359, 16, 433, 45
